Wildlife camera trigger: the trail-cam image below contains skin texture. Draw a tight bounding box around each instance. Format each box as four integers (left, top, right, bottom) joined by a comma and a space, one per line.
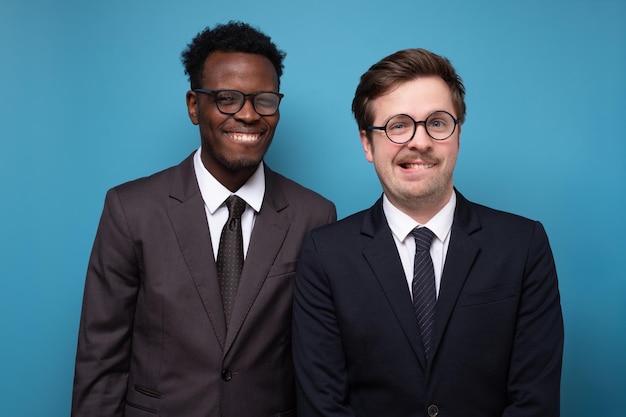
186, 51, 280, 191
360, 76, 461, 224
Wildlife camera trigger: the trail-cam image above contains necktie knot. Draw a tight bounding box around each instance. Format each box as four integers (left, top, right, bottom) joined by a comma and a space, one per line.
225, 195, 247, 219
411, 227, 435, 252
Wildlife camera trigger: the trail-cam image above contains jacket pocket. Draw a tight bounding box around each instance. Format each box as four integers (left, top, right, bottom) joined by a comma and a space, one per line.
134, 385, 162, 399
275, 409, 296, 417
267, 261, 297, 279
458, 285, 516, 308
124, 385, 162, 415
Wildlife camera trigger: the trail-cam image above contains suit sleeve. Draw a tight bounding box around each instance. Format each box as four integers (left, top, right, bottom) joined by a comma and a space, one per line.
292, 231, 356, 417
504, 221, 564, 416
71, 188, 140, 417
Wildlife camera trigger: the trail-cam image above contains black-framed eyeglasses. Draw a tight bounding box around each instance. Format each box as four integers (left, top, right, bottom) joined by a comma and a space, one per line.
193, 89, 284, 116
367, 111, 459, 143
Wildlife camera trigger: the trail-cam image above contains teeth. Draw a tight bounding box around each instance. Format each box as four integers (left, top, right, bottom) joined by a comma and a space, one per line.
229, 133, 259, 142
404, 163, 433, 169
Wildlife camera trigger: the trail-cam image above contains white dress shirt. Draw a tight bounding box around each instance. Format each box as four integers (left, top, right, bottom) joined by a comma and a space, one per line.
193, 148, 265, 260
383, 192, 456, 298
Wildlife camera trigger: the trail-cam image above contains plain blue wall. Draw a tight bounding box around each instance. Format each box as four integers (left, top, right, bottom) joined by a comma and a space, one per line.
1, 0, 625, 415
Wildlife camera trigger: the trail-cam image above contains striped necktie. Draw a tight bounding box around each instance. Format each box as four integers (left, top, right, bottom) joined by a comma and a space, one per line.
411, 227, 436, 359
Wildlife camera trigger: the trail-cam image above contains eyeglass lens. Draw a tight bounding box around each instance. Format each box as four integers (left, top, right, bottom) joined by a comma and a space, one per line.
386, 111, 456, 142
214, 90, 281, 116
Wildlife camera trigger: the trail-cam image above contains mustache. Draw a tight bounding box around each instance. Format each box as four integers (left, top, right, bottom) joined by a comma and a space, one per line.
395, 151, 437, 165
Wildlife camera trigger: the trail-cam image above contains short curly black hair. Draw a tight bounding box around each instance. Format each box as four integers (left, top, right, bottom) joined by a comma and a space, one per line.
181, 21, 286, 90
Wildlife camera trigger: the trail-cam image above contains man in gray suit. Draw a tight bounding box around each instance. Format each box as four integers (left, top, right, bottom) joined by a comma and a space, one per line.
71, 21, 336, 417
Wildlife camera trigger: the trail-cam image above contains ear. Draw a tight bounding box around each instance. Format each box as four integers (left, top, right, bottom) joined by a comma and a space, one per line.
359, 130, 374, 163
186, 90, 200, 125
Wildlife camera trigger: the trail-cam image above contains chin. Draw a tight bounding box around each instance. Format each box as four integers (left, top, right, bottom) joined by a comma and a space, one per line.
222, 156, 263, 172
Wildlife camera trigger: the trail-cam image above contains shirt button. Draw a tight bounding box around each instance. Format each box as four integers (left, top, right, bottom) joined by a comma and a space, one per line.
221, 369, 232, 381
427, 404, 439, 417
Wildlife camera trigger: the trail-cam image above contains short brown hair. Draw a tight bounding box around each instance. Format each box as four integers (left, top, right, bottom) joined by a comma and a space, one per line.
352, 48, 466, 133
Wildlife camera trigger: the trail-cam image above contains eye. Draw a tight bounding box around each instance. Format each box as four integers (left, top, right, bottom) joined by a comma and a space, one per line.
387, 116, 412, 133
216, 93, 237, 104
255, 94, 277, 107
388, 123, 408, 131
427, 112, 455, 131
428, 119, 445, 129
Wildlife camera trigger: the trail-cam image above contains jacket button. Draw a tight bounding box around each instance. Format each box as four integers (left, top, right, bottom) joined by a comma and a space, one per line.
427, 404, 439, 417
221, 369, 232, 381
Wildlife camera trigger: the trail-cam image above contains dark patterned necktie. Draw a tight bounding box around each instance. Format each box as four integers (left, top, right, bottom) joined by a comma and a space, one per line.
217, 195, 247, 327
411, 227, 436, 359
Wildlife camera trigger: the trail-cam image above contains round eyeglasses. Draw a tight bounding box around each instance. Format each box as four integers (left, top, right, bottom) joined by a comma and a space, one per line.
193, 89, 284, 116
367, 111, 459, 143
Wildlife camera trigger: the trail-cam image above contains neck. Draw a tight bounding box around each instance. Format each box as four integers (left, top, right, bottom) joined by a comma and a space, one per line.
200, 153, 259, 192
391, 188, 454, 225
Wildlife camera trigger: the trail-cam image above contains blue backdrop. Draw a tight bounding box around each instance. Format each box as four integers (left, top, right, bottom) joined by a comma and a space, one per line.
1, 0, 625, 415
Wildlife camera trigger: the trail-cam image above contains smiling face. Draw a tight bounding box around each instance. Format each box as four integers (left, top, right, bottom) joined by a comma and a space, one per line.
360, 76, 461, 223
186, 51, 280, 191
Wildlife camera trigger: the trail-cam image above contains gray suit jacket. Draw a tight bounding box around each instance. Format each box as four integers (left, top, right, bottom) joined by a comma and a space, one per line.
72, 154, 336, 417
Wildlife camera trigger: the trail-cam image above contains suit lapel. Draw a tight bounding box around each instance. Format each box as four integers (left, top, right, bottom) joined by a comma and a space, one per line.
167, 154, 227, 349
361, 199, 428, 370
429, 191, 481, 363
223, 168, 290, 353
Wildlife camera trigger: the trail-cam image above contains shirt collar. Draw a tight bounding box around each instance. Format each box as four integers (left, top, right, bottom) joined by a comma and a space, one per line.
383, 191, 456, 244
193, 147, 265, 213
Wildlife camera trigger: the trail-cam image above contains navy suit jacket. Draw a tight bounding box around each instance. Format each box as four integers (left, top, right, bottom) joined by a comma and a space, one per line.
293, 191, 563, 417
72, 154, 336, 417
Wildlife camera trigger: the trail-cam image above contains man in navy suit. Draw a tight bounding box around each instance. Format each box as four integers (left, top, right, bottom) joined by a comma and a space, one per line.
292, 48, 563, 417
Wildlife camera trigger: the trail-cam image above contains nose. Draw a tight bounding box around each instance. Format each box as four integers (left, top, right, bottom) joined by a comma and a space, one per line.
407, 122, 432, 150
234, 97, 261, 122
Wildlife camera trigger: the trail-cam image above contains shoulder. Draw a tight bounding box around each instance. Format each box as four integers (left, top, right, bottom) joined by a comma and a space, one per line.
306, 205, 374, 247
456, 191, 550, 246
105, 154, 194, 205
473, 201, 536, 226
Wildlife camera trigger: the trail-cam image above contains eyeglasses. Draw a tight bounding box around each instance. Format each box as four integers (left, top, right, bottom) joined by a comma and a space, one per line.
367, 111, 459, 143
193, 89, 284, 116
